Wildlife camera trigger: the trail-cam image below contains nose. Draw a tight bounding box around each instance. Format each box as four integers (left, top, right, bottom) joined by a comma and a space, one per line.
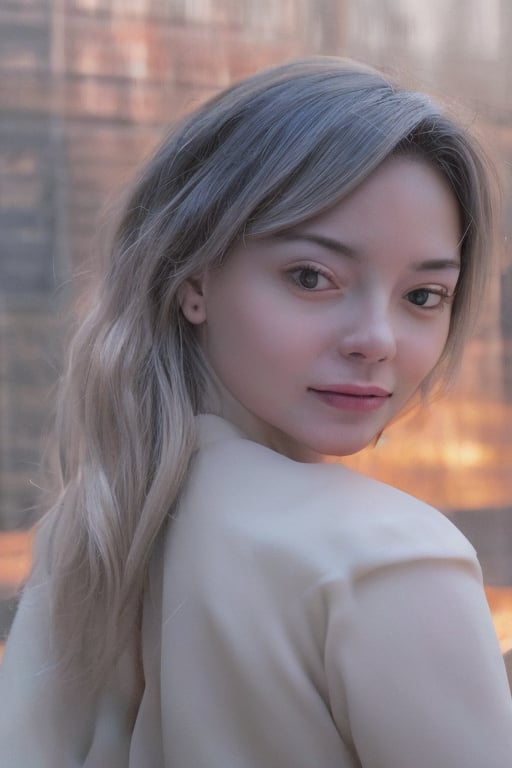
338, 303, 397, 363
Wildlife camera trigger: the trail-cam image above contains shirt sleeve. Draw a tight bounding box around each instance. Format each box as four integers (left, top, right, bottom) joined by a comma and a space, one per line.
324, 556, 512, 768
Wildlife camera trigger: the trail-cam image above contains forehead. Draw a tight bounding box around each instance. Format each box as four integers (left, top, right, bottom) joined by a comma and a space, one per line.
279, 157, 462, 254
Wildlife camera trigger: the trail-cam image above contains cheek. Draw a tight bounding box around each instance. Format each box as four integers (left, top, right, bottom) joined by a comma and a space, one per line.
206, 290, 319, 370
402, 320, 451, 384
203, 298, 287, 389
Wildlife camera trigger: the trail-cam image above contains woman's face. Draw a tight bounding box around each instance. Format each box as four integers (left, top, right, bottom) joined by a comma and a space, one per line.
182, 157, 461, 462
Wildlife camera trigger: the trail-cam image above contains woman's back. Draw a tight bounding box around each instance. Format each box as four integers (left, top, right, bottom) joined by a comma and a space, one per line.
2, 414, 512, 766
154, 416, 512, 767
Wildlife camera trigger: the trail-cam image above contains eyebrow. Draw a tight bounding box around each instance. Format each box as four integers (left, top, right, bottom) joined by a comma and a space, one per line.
275, 231, 358, 258
275, 231, 460, 271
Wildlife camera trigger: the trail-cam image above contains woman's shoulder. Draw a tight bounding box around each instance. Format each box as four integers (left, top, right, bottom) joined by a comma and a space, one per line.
183, 415, 477, 579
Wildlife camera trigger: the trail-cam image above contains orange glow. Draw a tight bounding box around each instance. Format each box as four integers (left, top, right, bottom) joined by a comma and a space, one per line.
0, 530, 34, 663
338, 398, 512, 510
0, 530, 33, 598
486, 587, 512, 654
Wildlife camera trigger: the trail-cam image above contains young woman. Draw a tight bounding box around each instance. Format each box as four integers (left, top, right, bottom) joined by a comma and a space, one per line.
1, 57, 511, 767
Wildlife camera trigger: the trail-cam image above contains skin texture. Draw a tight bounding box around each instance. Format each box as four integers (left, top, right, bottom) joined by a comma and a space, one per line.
181, 157, 462, 462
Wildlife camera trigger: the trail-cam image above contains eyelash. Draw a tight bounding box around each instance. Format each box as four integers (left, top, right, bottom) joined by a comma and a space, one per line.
287, 264, 336, 291
405, 287, 453, 310
287, 265, 454, 310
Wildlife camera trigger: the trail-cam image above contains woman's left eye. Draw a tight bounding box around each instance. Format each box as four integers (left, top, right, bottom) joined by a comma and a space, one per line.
289, 266, 334, 291
406, 287, 449, 309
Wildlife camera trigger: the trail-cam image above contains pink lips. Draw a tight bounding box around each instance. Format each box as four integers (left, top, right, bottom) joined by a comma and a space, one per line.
310, 384, 392, 412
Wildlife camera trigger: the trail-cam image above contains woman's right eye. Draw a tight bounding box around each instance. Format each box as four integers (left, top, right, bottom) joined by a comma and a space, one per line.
289, 266, 334, 291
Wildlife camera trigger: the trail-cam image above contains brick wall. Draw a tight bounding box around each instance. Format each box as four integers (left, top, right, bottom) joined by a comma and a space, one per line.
0, 0, 344, 529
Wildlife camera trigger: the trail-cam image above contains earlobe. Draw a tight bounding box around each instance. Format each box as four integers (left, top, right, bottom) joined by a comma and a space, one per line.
178, 276, 207, 325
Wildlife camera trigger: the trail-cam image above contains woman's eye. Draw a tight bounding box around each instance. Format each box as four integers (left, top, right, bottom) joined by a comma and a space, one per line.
406, 287, 448, 308
291, 267, 333, 291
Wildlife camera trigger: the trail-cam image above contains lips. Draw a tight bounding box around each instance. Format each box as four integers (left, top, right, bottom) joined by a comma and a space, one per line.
309, 384, 392, 412
311, 384, 392, 397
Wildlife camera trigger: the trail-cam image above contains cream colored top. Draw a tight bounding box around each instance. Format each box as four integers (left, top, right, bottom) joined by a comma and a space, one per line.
1, 414, 512, 767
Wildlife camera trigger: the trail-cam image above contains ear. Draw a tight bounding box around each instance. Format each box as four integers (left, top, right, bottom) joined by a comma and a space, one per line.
178, 275, 207, 325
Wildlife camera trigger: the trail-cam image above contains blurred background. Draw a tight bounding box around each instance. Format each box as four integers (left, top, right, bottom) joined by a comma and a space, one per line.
1, 0, 511, 652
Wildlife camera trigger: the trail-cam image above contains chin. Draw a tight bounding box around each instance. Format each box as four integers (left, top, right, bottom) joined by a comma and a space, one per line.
322, 431, 383, 458
322, 445, 371, 459
299, 435, 376, 461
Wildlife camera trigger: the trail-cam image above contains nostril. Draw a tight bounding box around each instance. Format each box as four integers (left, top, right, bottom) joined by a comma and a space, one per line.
346, 350, 390, 362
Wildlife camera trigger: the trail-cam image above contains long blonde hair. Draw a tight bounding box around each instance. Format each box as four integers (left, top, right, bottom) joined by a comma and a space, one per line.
37, 57, 495, 690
